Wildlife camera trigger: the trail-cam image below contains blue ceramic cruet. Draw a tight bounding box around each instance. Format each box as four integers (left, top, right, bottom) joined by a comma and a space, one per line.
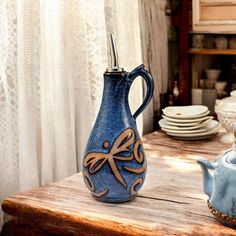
82, 35, 154, 202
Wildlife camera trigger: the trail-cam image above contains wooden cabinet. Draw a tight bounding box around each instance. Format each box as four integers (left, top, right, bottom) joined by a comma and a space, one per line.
193, 0, 236, 33
187, 1, 236, 114
189, 47, 236, 114
169, 1, 236, 107
189, 48, 236, 89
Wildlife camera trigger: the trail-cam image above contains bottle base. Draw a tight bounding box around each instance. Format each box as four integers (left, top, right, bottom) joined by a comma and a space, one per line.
92, 194, 136, 203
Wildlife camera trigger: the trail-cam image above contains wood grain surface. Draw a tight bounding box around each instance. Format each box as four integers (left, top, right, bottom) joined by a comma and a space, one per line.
2, 130, 236, 235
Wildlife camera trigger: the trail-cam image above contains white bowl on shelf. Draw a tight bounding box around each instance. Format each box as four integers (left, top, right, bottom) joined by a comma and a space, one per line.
215, 81, 227, 93
215, 36, 228, 49
205, 69, 221, 81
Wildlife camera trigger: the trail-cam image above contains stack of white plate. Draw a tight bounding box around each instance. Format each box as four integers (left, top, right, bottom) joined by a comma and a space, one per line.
159, 105, 220, 140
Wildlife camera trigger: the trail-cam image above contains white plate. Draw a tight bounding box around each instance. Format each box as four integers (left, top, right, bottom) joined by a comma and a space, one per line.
158, 118, 212, 131
161, 120, 217, 134
162, 105, 209, 119
163, 117, 213, 129
166, 120, 220, 138
171, 134, 216, 141
162, 127, 208, 134
162, 115, 213, 124
164, 110, 210, 120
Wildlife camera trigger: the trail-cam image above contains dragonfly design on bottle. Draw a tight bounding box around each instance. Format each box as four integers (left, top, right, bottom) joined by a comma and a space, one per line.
83, 128, 146, 189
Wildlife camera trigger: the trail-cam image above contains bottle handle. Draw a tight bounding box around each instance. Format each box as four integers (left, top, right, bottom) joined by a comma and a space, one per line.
127, 64, 154, 120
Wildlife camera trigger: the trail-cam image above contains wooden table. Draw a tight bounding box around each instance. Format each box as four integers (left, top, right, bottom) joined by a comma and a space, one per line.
2, 130, 236, 235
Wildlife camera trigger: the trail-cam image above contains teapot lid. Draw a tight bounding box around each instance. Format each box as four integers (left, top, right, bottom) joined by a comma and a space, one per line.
106, 34, 124, 73
225, 148, 236, 168
215, 91, 236, 113
225, 150, 236, 166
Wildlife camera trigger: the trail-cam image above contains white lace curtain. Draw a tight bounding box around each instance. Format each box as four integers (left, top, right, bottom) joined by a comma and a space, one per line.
139, 0, 169, 133
0, 0, 143, 229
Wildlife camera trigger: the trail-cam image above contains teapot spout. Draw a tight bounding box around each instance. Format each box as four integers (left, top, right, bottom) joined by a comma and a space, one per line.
197, 159, 215, 198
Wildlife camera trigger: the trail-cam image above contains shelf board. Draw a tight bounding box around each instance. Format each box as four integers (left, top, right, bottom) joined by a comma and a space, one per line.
189, 31, 236, 35
189, 48, 236, 55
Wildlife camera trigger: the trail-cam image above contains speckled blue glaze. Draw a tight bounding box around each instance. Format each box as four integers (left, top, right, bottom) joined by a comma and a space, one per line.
82, 64, 154, 202
198, 144, 236, 227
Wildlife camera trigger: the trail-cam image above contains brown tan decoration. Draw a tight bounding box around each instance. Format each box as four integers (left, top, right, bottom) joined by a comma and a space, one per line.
83, 128, 146, 196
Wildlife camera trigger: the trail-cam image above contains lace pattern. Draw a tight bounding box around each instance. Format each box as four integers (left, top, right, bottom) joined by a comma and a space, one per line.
0, 0, 18, 228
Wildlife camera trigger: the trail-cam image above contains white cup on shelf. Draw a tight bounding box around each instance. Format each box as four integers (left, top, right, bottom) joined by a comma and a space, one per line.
215, 36, 228, 49
215, 81, 227, 94
205, 69, 221, 81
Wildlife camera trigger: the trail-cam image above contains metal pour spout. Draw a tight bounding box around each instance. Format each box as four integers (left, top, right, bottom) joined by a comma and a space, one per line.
106, 34, 124, 73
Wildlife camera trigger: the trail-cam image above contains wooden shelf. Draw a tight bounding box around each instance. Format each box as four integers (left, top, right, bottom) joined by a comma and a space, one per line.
189, 48, 236, 55
189, 31, 236, 35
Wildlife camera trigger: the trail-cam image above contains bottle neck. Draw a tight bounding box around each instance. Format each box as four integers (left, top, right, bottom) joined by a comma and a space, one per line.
101, 72, 129, 106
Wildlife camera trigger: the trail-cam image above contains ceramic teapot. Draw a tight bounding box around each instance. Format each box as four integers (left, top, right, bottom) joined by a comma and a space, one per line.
82, 35, 154, 203
197, 128, 236, 227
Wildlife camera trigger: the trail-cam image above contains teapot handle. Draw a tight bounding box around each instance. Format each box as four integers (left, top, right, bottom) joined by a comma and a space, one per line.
127, 64, 154, 120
